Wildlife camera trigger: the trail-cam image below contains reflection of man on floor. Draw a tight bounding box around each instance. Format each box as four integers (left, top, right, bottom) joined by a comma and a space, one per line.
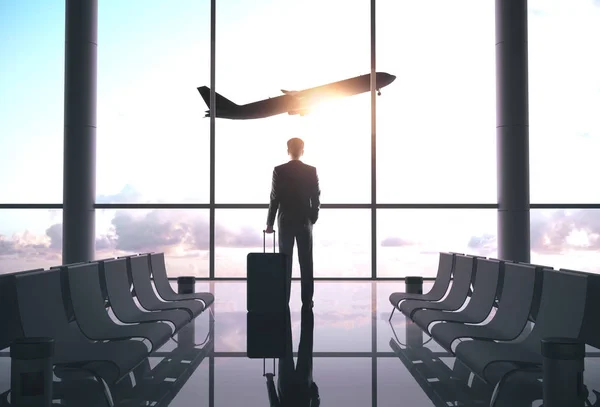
265, 308, 320, 407
265, 137, 320, 309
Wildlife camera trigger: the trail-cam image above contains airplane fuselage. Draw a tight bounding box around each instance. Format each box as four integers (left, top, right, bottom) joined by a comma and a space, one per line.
199, 72, 396, 120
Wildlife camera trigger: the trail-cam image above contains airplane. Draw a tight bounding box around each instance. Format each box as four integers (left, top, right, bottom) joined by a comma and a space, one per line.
197, 72, 396, 120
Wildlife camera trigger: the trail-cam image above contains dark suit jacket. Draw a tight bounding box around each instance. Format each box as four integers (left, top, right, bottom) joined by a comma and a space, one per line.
266, 160, 321, 228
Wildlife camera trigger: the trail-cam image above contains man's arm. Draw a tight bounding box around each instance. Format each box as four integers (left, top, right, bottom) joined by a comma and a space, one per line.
266, 168, 279, 228
310, 167, 321, 224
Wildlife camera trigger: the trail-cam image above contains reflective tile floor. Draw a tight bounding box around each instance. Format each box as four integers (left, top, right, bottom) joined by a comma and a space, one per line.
1, 281, 599, 406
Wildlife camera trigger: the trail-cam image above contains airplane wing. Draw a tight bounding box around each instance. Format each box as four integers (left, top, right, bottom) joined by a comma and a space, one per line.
281, 89, 299, 96
288, 108, 310, 116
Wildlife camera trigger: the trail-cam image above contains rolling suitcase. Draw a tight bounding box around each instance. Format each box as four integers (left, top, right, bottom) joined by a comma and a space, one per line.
247, 230, 288, 313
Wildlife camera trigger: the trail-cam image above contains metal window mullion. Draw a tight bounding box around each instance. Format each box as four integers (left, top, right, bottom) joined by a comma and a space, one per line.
209, 280, 215, 407
370, 0, 377, 281
209, 0, 216, 279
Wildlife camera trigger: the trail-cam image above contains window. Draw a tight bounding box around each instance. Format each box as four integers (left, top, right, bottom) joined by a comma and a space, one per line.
530, 209, 600, 275
376, 0, 496, 203
0, 2, 65, 203
215, 0, 371, 204
0, 210, 63, 274
96, 1, 210, 204
377, 209, 497, 278
528, 0, 600, 203
95, 209, 209, 277
215, 209, 371, 277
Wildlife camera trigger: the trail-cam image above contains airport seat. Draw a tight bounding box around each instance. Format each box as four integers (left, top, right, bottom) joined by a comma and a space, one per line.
389, 252, 454, 310
0, 269, 45, 349
9, 269, 150, 385
429, 263, 540, 354
560, 269, 600, 350
101, 258, 191, 332
50, 262, 87, 323
149, 252, 215, 308
412, 258, 501, 335
453, 269, 588, 387
398, 255, 475, 319
88, 257, 116, 307
129, 255, 206, 319
64, 263, 173, 352
506, 260, 550, 322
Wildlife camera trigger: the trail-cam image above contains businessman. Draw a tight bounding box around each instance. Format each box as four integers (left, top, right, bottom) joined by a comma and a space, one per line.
265, 138, 321, 309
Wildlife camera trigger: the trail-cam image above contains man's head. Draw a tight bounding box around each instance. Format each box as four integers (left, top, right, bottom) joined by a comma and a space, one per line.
287, 137, 304, 160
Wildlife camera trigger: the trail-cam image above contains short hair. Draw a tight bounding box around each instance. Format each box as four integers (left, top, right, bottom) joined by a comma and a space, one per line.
287, 137, 304, 158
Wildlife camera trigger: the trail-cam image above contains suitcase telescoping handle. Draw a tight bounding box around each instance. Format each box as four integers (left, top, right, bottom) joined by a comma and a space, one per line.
262, 230, 276, 253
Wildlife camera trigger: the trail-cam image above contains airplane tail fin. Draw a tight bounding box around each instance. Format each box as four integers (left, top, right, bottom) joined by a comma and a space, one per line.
197, 86, 239, 112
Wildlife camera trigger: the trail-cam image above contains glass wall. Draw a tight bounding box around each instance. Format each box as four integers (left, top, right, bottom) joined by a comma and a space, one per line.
2, 0, 600, 277
96, 0, 210, 204
0, 210, 63, 274
530, 209, 600, 274
215, 209, 371, 277
95, 209, 209, 277
215, 0, 370, 204
0, 1, 65, 203
376, 0, 497, 204
528, 0, 600, 204
377, 209, 497, 278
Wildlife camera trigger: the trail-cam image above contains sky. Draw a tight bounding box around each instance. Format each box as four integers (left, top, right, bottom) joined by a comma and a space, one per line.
1, 0, 600, 277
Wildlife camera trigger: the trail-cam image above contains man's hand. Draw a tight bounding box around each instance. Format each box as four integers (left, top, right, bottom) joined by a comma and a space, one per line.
265, 225, 274, 234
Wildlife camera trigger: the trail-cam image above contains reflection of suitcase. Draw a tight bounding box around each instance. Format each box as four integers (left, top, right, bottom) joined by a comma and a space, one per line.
246, 311, 289, 359
247, 230, 288, 313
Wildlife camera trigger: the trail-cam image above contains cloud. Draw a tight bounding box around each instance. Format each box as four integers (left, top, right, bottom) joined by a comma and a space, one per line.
111, 210, 196, 252
381, 237, 414, 247
0, 208, 262, 274
467, 233, 497, 255
96, 184, 144, 204
46, 223, 62, 250
106, 210, 262, 253
3, 208, 600, 274
530, 210, 600, 253
94, 185, 261, 252
529, 8, 547, 16
216, 225, 262, 248
463, 210, 600, 256
0, 229, 60, 270
95, 235, 116, 251
0, 233, 50, 256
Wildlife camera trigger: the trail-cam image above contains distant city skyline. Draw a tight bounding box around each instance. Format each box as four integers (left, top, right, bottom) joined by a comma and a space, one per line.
1, 0, 600, 276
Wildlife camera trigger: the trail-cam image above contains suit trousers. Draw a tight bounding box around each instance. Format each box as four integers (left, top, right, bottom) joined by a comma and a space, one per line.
278, 221, 314, 304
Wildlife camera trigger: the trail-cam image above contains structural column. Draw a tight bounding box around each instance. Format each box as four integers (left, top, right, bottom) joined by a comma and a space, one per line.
62, 0, 98, 264
496, 0, 531, 262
